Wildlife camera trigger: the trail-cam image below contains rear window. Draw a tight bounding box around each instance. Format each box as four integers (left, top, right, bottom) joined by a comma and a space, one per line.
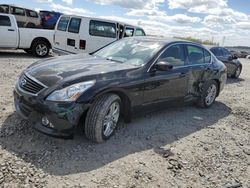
57, 17, 70, 31
135, 28, 145, 36
204, 49, 211, 64
26, 9, 38, 18
0, 15, 11, 26
89, 20, 116, 38
68, 18, 81, 33
187, 45, 205, 64
0, 5, 9, 13
11, 7, 25, 16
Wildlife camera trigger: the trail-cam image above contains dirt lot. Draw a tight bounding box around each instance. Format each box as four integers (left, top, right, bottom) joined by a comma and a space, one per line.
0, 50, 249, 188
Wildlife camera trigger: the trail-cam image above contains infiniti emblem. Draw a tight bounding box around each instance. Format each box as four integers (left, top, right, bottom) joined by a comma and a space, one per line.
20, 77, 27, 87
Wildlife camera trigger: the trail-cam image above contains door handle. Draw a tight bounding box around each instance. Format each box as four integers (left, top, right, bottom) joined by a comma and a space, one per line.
8, 29, 15, 31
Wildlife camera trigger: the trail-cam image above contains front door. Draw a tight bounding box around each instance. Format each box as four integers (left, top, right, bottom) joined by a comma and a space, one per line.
0, 15, 18, 48
143, 44, 189, 105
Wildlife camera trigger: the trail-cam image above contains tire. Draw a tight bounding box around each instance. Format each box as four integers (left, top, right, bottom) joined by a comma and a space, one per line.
197, 80, 218, 108
85, 94, 121, 143
232, 66, 241, 79
31, 40, 50, 57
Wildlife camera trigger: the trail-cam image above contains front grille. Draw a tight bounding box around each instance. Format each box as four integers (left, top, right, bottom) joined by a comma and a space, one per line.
19, 74, 45, 95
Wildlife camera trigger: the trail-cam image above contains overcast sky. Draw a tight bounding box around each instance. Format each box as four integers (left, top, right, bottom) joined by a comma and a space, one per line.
2, 0, 250, 46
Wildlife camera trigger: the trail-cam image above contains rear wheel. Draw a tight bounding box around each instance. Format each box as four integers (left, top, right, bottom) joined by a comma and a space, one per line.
31, 40, 50, 57
198, 80, 218, 108
85, 94, 121, 143
232, 66, 241, 79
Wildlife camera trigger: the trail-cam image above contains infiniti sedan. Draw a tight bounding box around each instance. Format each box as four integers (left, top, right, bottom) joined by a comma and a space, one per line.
14, 37, 227, 143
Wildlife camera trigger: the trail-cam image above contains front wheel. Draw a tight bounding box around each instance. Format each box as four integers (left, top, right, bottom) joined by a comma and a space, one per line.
85, 94, 121, 143
198, 80, 218, 108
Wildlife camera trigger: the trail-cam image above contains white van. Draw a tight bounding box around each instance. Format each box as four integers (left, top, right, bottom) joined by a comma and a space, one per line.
53, 15, 146, 55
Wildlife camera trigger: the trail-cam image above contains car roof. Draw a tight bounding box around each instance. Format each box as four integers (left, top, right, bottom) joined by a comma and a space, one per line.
122, 36, 206, 47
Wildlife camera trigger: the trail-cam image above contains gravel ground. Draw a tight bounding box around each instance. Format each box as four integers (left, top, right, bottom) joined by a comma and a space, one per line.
0, 50, 249, 188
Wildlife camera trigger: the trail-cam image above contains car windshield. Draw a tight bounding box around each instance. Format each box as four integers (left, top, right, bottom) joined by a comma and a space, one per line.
94, 38, 164, 67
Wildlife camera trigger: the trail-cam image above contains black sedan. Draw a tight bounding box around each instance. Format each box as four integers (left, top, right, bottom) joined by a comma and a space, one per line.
210, 47, 242, 78
14, 37, 227, 143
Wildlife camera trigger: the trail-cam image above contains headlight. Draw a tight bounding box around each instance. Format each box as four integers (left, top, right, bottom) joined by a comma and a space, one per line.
47, 80, 96, 102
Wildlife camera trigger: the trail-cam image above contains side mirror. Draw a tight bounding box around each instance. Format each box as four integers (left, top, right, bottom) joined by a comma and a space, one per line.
154, 61, 173, 71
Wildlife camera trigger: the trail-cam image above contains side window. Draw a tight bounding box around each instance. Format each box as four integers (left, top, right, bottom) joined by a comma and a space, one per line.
135, 29, 145, 36
0, 5, 9, 13
204, 49, 211, 64
211, 48, 223, 57
89, 20, 116, 38
222, 48, 231, 57
68, 18, 81, 33
124, 27, 134, 37
0, 15, 11, 26
26, 10, 38, 18
159, 45, 185, 66
57, 17, 70, 31
11, 7, 25, 16
187, 45, 205, 64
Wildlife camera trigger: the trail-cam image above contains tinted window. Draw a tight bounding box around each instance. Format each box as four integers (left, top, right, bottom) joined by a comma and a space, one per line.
0, 5, 9, 13
187, 45, 205, 64
222, 48, 231, 57
124, 27, 134, 37
0, 15, 11, 26
159, 45, 185, 66
26, 10, 38, 18
89, 20, 116, 38
11, 7, 25, 16
57, 17, 70, 31
135, 29, 145, 36
68, 18, 81, 33
210, 48, 223, 57
204, 49, 211, 64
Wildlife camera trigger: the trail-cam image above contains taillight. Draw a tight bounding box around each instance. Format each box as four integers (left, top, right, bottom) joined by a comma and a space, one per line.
79, 40, 86, 50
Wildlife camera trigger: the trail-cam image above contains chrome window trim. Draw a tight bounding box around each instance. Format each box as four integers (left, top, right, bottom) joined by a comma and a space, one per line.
147, 42, 212, 72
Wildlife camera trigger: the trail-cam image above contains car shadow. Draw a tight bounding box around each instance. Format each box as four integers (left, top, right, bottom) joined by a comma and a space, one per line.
0, 51, 53, 59
226, 78, 245, 85
0, 101, 231, 176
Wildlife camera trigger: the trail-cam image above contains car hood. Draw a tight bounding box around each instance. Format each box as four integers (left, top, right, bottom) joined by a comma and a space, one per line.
26, 53, 137, 87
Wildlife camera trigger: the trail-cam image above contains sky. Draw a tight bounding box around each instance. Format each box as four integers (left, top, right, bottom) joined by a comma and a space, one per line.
2, 0, 250, 46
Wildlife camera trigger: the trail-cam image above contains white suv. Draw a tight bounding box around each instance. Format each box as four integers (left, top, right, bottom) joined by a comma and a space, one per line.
0, 4, 40, 28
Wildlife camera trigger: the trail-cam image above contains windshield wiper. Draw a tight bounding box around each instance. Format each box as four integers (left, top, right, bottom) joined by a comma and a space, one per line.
106, 57, 123, 63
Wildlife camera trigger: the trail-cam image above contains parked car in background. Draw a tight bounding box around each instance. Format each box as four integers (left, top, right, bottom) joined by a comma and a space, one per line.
0, 4, 40, 28
229, 50, 241, 58
39, 10, 62, 29
53, 15, 146, 55
0, 13, 53, 57
239, 51, 249, 58
247, 55, 250, 59
210, 47, 242, 78
14, 37, 227, 142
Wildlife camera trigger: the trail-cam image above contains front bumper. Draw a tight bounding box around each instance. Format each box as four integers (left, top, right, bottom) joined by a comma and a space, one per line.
14, 87, 90, 138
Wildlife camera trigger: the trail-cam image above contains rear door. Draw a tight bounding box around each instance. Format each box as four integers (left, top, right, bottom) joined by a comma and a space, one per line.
0, 15, 18, 48
54, 16, 70, 52
65, 17, 82, 53
186, 45, 213, 94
